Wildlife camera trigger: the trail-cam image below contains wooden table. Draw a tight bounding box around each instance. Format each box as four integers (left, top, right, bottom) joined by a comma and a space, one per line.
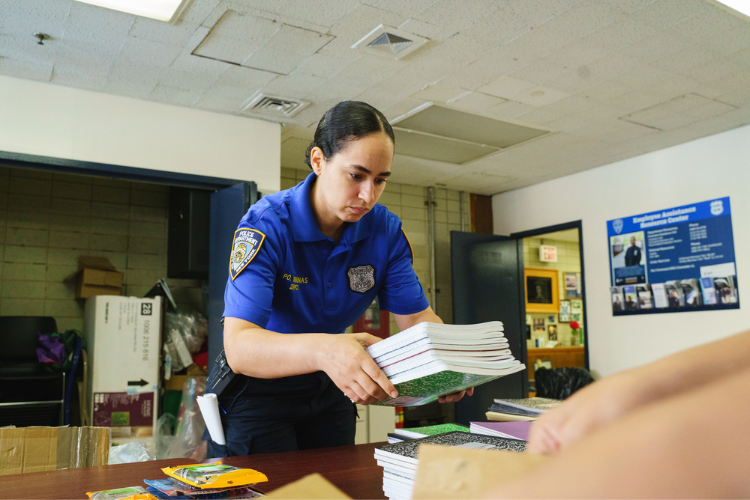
0, 444, 386, 499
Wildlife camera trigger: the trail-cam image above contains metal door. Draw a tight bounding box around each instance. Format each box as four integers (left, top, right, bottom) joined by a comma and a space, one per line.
451, 231, 527, 425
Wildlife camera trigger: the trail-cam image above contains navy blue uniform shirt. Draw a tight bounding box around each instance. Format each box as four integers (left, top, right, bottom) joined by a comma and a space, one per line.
224, 172, 429, 336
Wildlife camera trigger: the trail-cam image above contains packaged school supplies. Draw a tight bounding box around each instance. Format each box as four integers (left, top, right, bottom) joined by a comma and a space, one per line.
87, 486, 157, 500
143, 477, 263, 497
161, 463, 267, 489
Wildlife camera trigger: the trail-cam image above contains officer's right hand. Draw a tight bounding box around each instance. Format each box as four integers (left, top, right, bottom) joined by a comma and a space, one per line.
318, 333, 398, 405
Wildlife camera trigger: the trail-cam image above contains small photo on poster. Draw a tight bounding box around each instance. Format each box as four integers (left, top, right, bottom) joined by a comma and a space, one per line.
701, 277, 717, 305
610, 231, 646, 285
636, 284, 653, 309
565, 272, 579, 298
559, 300, 571, 322
622, 285, 638, 311
533, 318, 545, 331
665, 280, 685, 308
610, 287, 624, 312
651, 283, 669, 308
680, 279, 703, 307
714, 276, 739, 304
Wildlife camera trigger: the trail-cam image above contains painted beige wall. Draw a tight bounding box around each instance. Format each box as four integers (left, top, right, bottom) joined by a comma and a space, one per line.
0, 75, 281, 193
493, 124, 750, 378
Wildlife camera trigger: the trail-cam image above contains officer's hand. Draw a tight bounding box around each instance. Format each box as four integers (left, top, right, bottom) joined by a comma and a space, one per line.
318, 333, 398, 405
438, 387, 474, 403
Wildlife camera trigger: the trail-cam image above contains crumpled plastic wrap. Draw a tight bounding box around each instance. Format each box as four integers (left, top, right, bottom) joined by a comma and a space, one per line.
164, 312, 208, 374
108, 441, 152, 464
156, 376, 207, 461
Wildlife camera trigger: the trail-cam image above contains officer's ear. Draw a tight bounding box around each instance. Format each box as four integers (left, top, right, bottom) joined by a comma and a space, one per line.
309, 147, 326, 176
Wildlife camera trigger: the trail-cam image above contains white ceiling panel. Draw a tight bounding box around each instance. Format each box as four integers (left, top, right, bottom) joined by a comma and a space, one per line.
193, 10, 280, 65
1, 0, 749, 194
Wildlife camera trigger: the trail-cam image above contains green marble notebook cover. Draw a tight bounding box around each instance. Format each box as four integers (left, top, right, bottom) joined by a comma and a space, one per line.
373, 370, 506, 407
396, 423, 470, 437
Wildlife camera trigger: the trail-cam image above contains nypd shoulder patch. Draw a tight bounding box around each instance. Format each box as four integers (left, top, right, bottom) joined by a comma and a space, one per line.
229, 228, 266, 280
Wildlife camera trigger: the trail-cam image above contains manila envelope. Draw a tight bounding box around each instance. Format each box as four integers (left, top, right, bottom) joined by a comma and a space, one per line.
412, 444, 549, 499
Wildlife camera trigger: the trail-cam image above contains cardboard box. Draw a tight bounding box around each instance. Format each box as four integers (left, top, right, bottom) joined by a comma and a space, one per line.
66, 256, 124, 299
0, 427, 110, 476
84, 296, 162, 432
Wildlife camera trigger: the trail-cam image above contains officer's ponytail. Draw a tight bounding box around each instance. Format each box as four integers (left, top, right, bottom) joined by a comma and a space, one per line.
304, 101, 395, 169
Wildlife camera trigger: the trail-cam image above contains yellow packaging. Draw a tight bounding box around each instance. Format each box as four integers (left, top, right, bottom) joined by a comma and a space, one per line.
86, 486, 157, 500
161, 462, 268, 489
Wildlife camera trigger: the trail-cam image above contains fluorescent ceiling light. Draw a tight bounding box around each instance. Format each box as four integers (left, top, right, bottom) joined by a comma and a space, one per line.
74, 0, 190, 22
712, 0, 750, 18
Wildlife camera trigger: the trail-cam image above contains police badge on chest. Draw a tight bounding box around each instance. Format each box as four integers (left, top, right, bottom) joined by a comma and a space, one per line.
347, 265, 376, 294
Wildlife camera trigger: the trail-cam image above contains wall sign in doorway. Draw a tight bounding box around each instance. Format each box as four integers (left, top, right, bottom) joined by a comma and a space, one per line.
607, 197, 739, 315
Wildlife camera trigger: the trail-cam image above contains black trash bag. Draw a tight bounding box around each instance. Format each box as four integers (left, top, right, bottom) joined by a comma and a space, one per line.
535, 367, 594, 400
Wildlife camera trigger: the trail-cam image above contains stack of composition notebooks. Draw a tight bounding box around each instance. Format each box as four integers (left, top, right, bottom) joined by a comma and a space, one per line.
470, 421, 531, 441
486, 397, 562, 421
387, 423, 469, 443
366, 321, 526, 407
374, 431, 527, 500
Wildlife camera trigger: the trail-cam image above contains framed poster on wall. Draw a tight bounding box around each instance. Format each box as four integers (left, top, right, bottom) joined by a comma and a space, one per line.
607, 197, 739, 316
525, 268, 560, 313
559, 300, 571, 322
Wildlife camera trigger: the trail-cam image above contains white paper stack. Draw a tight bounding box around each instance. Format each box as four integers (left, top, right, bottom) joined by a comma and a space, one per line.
374, 431, 528, 500
366, 321, 526, 407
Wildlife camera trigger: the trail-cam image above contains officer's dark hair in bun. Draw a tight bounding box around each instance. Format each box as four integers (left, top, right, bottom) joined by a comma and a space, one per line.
305, 101, 395, 169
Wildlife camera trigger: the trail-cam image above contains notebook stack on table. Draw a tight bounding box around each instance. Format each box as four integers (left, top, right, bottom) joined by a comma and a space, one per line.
387, 423, 469, 443
485, 397, 562, 422
374, 431, 527, 500
470, 421, 531, 441
366, 321, 526, 407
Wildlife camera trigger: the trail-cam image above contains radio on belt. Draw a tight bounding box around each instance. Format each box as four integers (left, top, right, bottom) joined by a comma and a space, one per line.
207, 350, 238, 399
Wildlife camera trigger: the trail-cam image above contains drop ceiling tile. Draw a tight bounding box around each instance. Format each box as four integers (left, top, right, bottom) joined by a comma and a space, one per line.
447, 91, 507, 114
127, 0, 219, 47
581, 15, 657, 53
229, 0, 359, 28
413, 81, 467, 102
242, 25, 333, 75
705, 24, 750, 55
192, 93, 244, 114
719, 86, 750, 107
542, 38, 610, 69
118, 36, 182, 67
515, 95, 596, 125
682, 98, 737, 120
363, 0, 440, 18
0, 33, 59, 65
505, 0, 582, 29
648, 45, 724, 74
194, 11, 280, 65
328, 4, 407, 42
51, 65, 108, 91
628, 0, 706, 30
160, 54, 228, 91
414, 0, 503, 33
397, 18, 453, 42
63, 2, 134, 47
150, 84, 201, 107
619, 30, 691, 63
478, 76, 536, 100
669, 4, 746, 43
485, 100, 538, 120
102, 79, 157, 100
0, 56, 52, 82
0, 0, 71, 39
107, 60, 166, 86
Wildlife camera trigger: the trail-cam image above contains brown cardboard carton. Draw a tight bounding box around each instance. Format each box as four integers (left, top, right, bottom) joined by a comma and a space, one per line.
0, 426, 110, 476
65, 256, 123, 299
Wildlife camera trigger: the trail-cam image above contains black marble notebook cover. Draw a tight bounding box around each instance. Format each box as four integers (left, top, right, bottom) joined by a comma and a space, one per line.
375, 431, 527, 462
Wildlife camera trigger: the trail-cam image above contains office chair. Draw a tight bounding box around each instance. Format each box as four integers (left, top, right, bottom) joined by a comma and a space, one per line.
0, 316, 65, 427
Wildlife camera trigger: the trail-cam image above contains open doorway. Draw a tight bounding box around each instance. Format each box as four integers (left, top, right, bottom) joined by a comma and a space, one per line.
512, 222, 588, 397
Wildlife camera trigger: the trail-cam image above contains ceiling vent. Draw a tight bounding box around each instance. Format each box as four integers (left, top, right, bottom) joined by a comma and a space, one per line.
392, 104, 549, 164
352, 25, 428, 59
241, 93, 309, 118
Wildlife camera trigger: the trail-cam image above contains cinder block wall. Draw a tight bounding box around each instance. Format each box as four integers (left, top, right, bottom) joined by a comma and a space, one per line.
281, 168, 471, 331
0, 165, 205, 332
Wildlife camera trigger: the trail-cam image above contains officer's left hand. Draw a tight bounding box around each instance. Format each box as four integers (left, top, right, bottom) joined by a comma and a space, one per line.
438, 387, 474, 403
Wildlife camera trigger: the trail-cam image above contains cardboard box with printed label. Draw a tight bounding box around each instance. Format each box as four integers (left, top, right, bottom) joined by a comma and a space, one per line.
84, 296, 162, 432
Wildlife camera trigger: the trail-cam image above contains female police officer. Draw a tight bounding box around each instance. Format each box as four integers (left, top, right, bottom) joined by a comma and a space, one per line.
209, 101, 470, 458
